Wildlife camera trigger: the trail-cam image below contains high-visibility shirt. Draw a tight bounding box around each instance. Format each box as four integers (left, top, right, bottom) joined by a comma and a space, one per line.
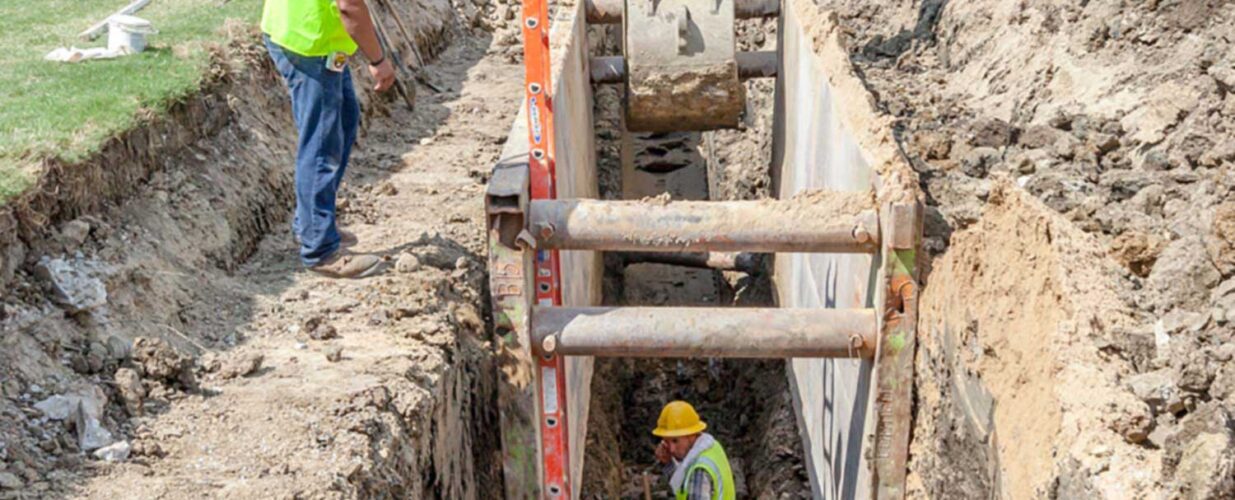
261, 0, 358, 56
675, 441, 737, 500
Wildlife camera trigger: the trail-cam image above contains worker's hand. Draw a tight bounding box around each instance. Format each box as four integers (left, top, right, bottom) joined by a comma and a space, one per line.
654, 440, 671, 464
369, 59, 396, 92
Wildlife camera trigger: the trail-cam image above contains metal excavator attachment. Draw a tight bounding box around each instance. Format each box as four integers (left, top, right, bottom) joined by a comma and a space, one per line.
587, 0, 779, 131
487, 0, 922, 497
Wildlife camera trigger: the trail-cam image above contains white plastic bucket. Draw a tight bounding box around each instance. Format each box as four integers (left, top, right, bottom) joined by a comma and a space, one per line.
107, 15, 157, 54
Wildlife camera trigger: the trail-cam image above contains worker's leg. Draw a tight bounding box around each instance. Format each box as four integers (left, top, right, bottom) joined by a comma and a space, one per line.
265, 37, 345, 266
333, 69, 361, 193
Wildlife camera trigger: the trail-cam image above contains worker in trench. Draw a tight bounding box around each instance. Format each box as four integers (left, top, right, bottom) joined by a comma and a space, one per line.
260, 0, 396, 278
653, 401, 737, 500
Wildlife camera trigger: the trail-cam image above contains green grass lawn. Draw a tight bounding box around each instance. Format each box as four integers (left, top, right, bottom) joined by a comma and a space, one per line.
0, 0, 263, 202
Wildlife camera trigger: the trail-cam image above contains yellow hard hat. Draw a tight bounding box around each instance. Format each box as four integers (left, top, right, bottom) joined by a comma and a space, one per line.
652, 400, 707, 437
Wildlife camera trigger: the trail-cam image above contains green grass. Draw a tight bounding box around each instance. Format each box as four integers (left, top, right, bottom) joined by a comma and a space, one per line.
0, 0, 262, 203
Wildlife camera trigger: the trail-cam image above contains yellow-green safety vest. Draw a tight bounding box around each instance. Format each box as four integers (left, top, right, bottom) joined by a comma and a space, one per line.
261, 0, 358, 56
675, 441, 737, 500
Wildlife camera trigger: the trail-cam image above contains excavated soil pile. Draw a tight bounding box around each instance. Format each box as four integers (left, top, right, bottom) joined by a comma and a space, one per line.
817, 0, 1234, 497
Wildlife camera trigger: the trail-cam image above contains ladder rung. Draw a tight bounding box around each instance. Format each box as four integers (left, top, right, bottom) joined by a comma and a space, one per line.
529, 197, 879, 253
531, 306, 876, 359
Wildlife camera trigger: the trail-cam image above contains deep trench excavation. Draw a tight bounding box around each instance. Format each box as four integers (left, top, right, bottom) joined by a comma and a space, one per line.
6, 0, 1223, 497
578, 17, 812, 498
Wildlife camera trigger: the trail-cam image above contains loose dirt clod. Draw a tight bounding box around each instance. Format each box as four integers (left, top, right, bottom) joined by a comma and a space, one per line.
113, 368, 145, 416
218, 353, 264, 379
130, 337, 196, 390
324, 345, 343, 363
302, 315, 339, 340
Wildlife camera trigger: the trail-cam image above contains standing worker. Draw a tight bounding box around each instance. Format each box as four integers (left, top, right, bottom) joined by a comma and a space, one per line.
653, 401, 737, 500
261, 0, 396, 278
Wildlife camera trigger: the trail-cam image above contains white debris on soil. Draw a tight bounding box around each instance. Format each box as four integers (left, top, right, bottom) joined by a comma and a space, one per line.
395, 253, 422, 273
33, 385, 114, 451
92, 441, 131, 462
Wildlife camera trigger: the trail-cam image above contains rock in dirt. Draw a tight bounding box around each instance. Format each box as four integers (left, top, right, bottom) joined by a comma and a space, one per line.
1165, 404, 1235, 499
34, 385, 108, 421
105, 335, 131, 362
1178, 351, 1216, 393
395, 253, 422, 273
131, 440, 165, 458
1207, 64, 1235, 92
92, 441, 131, 462
1212, 366, 1235, 404
130, 337, 197, 390
971, 118, 1015, 147
218, 353, 264, 379
114, 368, 145, 416
1109, 231, 1166, 278
76, 408, 115, 451
35, 395, 80, 421
1205, 203, 1235, 276
1127, 369, 1183, 414
0, 471, 24, 490
1018, 125, 1062, 150
302, 316, 338, 340
33, 257, 107, 313
411, 241, 469, 269
960, 147, 1000, 178
1146, 236, 1222, 312
39, 385, 117, 451
374, 181, 399, 196
58, 219, 92, 251
324, 345, 343, 363
1110, 400, 1155, 444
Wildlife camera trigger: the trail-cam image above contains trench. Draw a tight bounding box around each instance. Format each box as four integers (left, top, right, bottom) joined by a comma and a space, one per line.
577, 19, 812, 499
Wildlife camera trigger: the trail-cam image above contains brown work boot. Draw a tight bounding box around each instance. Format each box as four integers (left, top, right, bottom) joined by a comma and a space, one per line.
309, 252, 382, 279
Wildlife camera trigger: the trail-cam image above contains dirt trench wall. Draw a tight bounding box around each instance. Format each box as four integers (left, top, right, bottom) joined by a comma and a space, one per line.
0, 0, 455, 291
0, 41, 277, 289
772, 2, 920, 498
911, 182, 1161, 498
0, 0, 493, 496
496, 0, 603, 494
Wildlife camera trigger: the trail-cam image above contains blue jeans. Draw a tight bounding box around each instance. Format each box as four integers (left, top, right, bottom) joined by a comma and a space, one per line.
264, 36, 360, 266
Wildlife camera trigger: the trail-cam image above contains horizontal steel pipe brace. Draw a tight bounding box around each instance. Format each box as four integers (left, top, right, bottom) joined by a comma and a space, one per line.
589, 53, 777, 84
528, 199, 879, 253
585, 0, 779, 23
532, 307, 877, 358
